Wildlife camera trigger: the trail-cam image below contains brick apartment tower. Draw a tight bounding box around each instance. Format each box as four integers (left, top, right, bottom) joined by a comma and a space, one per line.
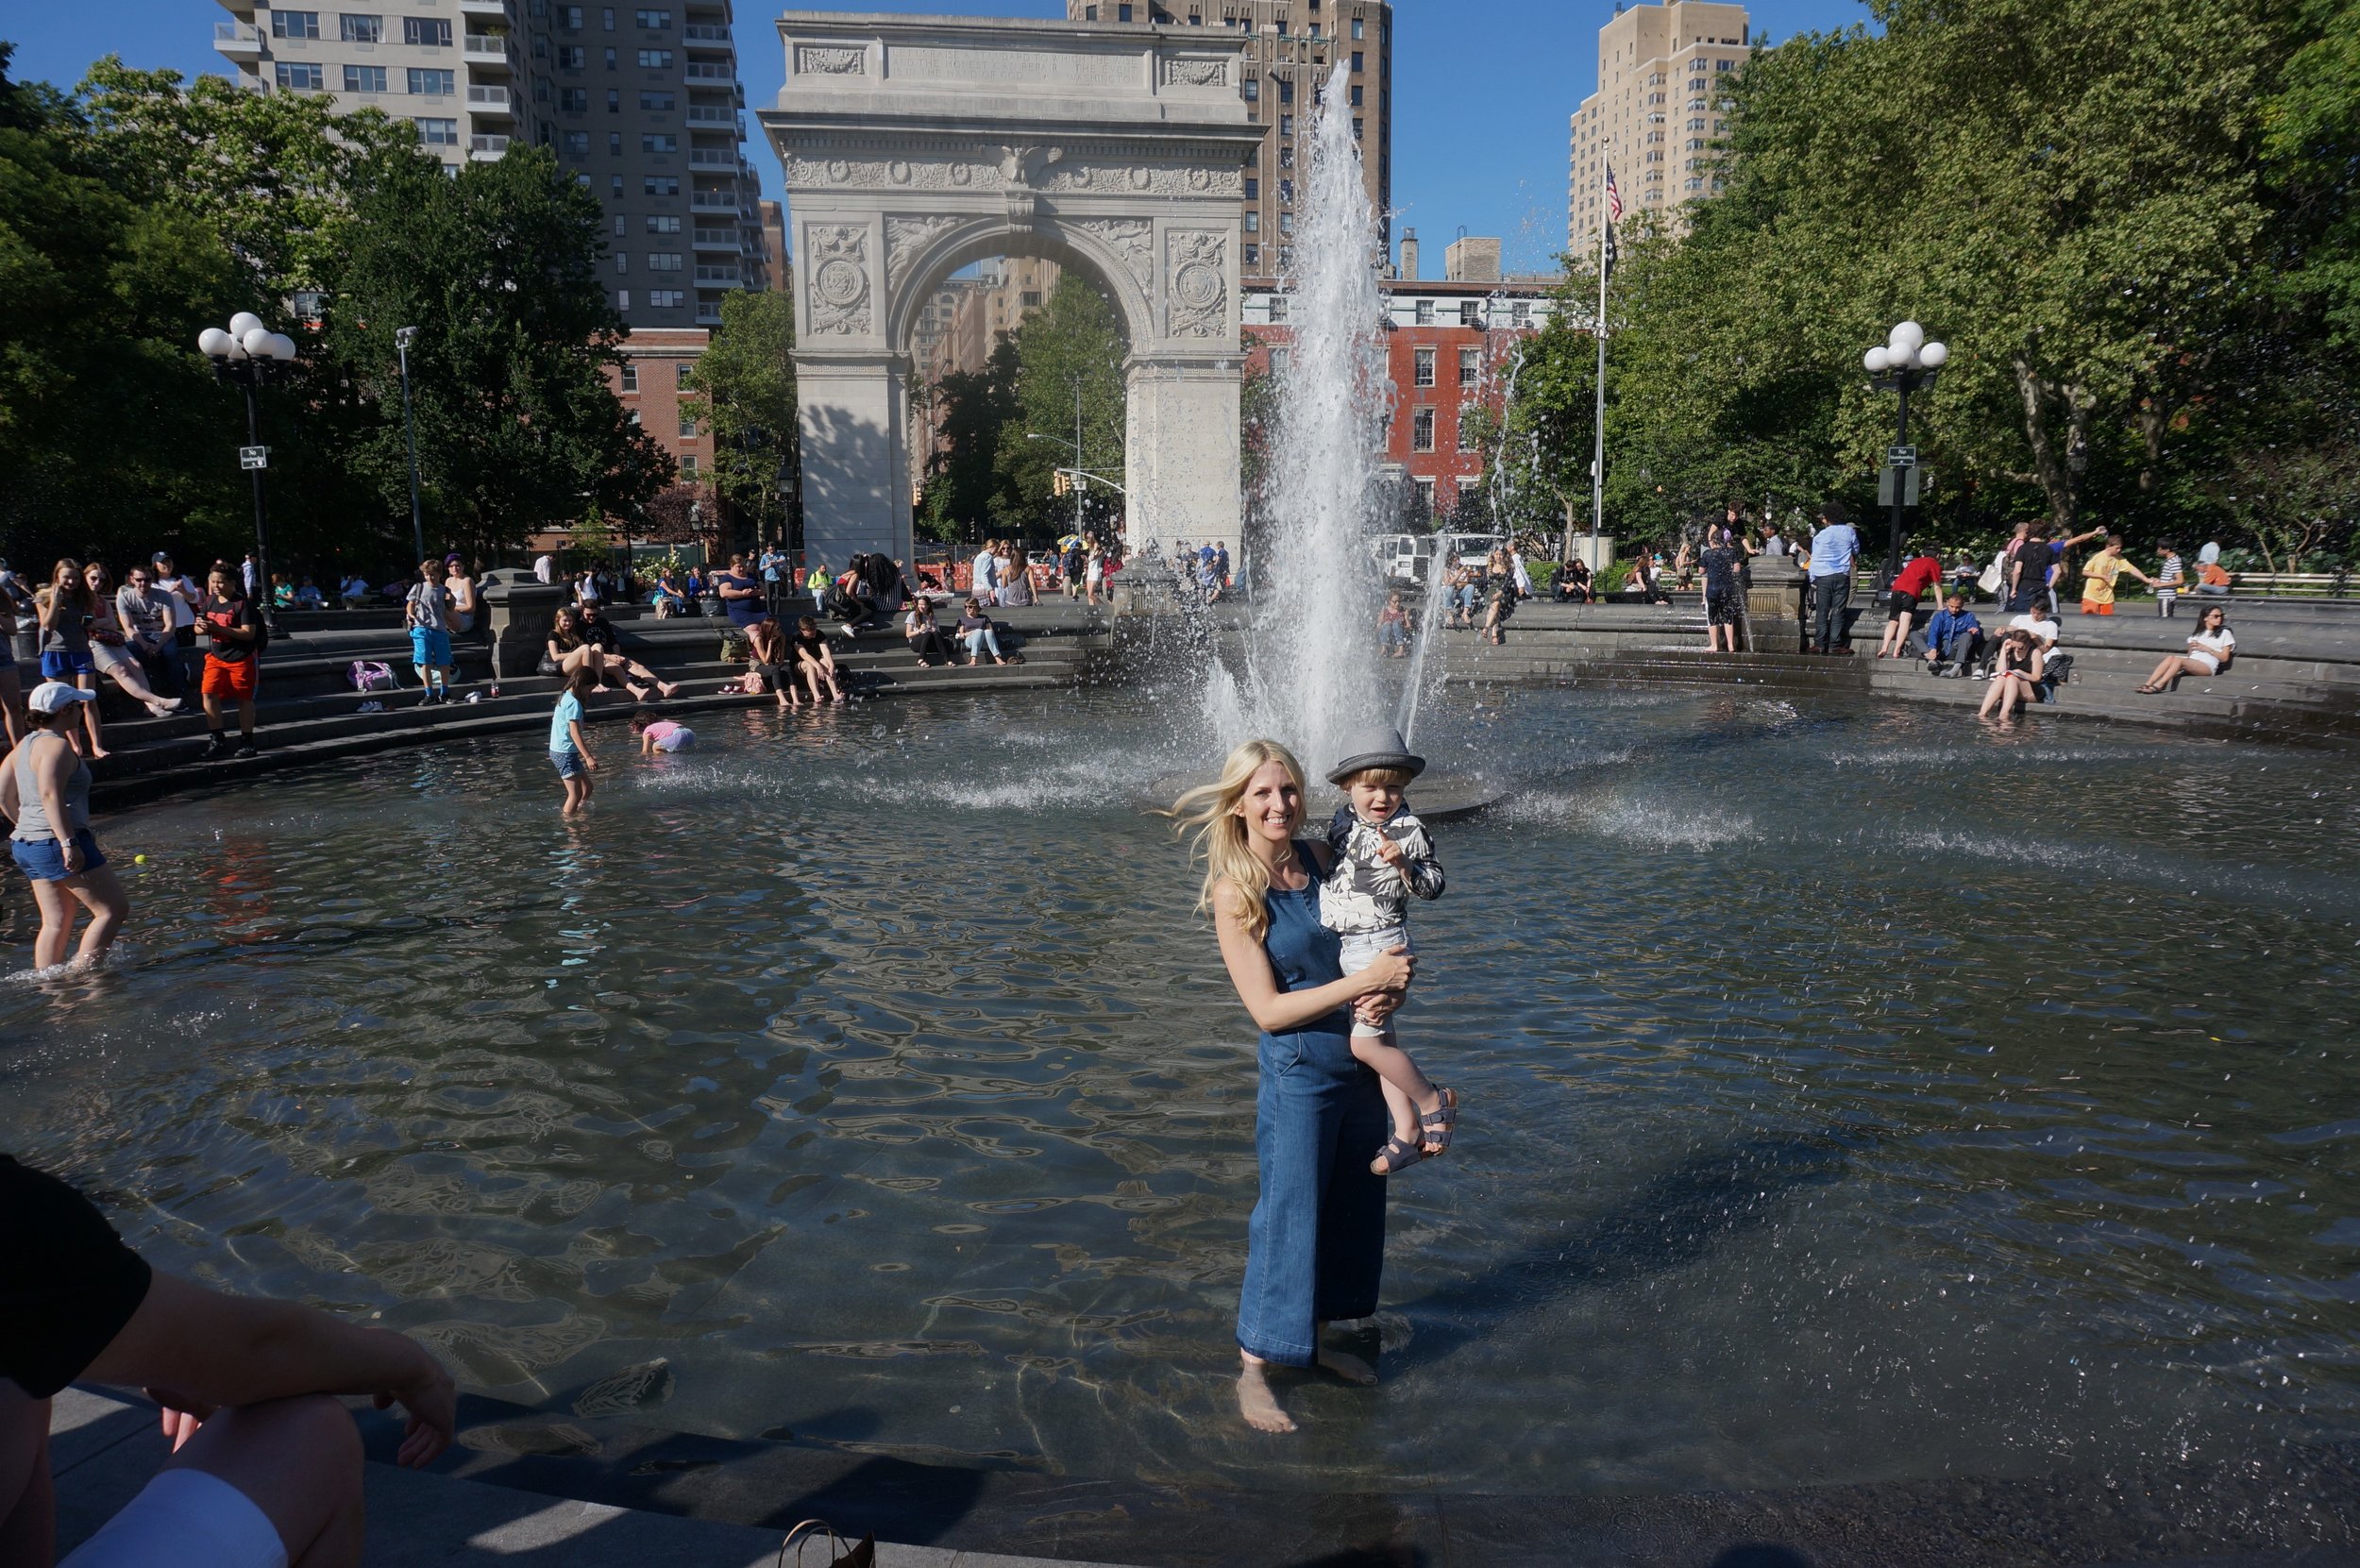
1567, 0, 1750, 258
1067, 0, 1391, 286
211, 0, 769, 333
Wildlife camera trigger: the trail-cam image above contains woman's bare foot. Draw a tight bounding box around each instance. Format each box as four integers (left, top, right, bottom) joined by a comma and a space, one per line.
1237, 1357, 1294, 1434
1317, 1346, 1378, 1386
659, 681, 682, 699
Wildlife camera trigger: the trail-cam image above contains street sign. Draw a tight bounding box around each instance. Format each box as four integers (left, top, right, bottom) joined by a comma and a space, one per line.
1887, 444, 1918, 467
239, 445, 270, 471
1878, 465, 1926, 507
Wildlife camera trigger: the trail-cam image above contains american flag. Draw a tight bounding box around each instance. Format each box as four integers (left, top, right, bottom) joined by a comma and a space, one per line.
1606, 163, 1624, 222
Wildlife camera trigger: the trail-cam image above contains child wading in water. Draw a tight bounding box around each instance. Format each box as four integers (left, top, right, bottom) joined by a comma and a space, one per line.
550, 666, 596, 815
1321, 726, 1458, 1173
632, 709, 694, 755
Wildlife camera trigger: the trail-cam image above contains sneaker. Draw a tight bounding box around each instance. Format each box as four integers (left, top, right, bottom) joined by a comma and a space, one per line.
233, 738, 258, 757
205, 731, 234, 756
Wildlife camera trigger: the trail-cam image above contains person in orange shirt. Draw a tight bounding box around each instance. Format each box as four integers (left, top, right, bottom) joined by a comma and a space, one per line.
2079, 534, 2158, 615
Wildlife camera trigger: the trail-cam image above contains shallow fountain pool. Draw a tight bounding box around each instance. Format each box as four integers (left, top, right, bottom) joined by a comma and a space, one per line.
3, 684, 2356, 1496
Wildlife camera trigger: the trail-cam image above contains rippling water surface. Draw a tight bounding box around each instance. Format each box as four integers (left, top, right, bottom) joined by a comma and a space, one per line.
3, 686, 2356, 1494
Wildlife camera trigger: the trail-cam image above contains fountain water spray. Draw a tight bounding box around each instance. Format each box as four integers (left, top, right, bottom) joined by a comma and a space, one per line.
1207, 57, 1390, 780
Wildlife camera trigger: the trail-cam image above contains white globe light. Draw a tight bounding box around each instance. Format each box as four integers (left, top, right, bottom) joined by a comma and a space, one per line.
1863, 346, 1891, 373
226, 340, 250, 361
228, 312, 265, 339
198, 328, 235, 358
242, 328, 276, 359
1919, 341, 1949, 368
1889, 319, 1925, 354
267, 332, 298, 361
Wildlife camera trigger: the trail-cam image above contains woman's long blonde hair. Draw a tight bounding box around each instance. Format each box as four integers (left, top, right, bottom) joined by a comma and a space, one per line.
1163, 737, 1306, 944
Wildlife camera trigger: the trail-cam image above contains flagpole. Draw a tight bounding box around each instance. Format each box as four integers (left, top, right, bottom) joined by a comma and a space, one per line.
1590, 153, 1610, 570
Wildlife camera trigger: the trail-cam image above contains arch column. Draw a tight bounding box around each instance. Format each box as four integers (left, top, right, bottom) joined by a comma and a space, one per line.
797, 348, 912, 572
1124, 352, 1241, 560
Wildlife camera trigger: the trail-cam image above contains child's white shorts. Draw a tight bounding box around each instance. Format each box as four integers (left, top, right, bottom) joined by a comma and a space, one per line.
1335, 926, 1411, 1038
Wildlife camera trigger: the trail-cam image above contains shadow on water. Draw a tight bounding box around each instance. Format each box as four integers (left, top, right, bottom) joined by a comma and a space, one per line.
1391, 1137, 1851, 1369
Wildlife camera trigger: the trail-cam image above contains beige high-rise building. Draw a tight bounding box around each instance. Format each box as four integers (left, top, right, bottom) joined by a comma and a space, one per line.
1066, 0, 1392, 285
1567, 0, 1750, 258
211, 0, 769, 333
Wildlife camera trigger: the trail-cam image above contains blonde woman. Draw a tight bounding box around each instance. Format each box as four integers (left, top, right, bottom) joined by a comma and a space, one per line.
1166, 738, 1413, 1435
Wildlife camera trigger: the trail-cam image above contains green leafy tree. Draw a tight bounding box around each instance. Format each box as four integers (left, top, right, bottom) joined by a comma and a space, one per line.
324, 143, 674, 556
683, 285, 798, 550
919, 337, 1021, 543
998, 275, 1127, 538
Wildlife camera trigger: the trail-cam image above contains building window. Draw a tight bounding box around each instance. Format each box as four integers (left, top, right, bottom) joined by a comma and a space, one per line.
1241, 77, 1257, 100
1351, 50, 1362, 71
1271, 346, 1290, 374
680, 453, 699, 476
1415, 477, 1436, 511
637, 48, 672, 66
1118, 3, 1133, 17
619, 362, 638, 391
679, 414, 698, 438
1279, 177, 1293, 204
1280, 113, 1294, 135
560, 86, 588, 110
646, 213, 681, 232
615, 253, 628, 274
1513, 300, 1530, 326
1716, 58, 1732, 70
602, 7, 615, 27
640, 89, 673, 109
607, 88, 620, 110
1269, 295, 1289, 323
276, 61, 326, 89
633, 8, 670, 25
408, 67, 455, 95
645, 175, 679, 194
562, 4, 582, 24
1243, 243, 1258, 266
648, 252, 682, 270
564, 130, 589, 155
403, 14, 451, 44
414, 116, 458, 143
558, 43, 584, 67
343, 64, 387, 92
603, 47, 618, 67
1244, 176, 1257, 199
1413, 347, 1436, 386
649, 289, 684, 307
1458, 346, 1479, 386
608, 131, 622, 154
1279, 145, 1294, 168
1279, 244, 1292, 268
1278, 212, 1293, 233
618, 291, 631, 312
1349, 84, 1361, 106
1354, 118, 1362, 139
271, 10, 321, 38
1460, 300, 1481, 328
1277, 77, 1294, 104
1458, 411, 1477, 450
1351, 16, 1363, 38
1414, 298, 1433, 326
675, 361, 692, 385
1243, 211, 1258, 232
340, 12, 382, 42
641, 133, 677, 152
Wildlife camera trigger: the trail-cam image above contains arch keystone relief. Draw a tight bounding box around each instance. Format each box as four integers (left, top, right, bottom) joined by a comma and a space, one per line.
767, 15, 1259, 568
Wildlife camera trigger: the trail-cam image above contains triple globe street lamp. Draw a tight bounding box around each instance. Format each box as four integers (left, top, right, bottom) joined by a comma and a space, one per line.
1862, 319, 1949, 586
198, 313, 299, 627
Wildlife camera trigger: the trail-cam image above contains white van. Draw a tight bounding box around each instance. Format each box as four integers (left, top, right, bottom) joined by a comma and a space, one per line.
1368, 533, 1436, 582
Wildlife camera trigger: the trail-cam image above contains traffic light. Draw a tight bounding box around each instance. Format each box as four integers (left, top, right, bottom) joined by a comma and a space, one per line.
1052, 469, 1070, 497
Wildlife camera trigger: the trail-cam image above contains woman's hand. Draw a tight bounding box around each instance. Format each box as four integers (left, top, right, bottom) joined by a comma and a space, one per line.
1353, 945, 1413, 996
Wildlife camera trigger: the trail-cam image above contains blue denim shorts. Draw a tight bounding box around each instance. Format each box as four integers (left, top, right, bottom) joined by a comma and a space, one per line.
40, 650, 94, 680
550, 750, 587, 779
11, 828, 106, 882
410, 627, 452, 667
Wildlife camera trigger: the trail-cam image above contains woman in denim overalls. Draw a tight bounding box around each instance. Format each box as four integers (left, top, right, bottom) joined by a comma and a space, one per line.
1167, 739, 1415, 1433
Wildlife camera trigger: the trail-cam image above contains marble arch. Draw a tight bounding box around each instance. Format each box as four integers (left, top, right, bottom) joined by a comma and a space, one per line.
764, 13, 1260, 566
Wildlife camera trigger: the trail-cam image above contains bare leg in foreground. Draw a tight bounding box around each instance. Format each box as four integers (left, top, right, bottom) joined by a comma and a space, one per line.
1239, 1329, 1378, 1433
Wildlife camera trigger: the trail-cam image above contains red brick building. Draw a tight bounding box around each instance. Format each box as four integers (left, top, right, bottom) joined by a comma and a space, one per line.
1240, 271, 1565, 525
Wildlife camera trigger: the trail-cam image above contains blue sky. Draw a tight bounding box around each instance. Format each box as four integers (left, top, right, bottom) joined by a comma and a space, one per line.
8, 0, 1869, 272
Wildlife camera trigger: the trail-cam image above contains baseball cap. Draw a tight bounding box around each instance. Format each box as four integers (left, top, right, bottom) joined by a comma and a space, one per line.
28, 681, 97, 715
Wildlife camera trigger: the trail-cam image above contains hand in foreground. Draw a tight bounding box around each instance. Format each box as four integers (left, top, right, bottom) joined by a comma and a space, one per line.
1357, 944, 1413, 995
373, 1343, 458, 1468
146, 1388, 215, 1451
1374, 838, 1407, 867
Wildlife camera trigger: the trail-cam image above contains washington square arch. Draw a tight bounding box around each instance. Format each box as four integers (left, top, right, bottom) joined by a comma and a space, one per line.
763, 13, 1261, 567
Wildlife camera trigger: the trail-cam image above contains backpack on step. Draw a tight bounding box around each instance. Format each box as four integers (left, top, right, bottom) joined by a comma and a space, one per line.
347, 659, 397, 692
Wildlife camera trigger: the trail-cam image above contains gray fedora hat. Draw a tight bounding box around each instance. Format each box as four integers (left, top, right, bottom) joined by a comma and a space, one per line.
1326, 725, 1426, 784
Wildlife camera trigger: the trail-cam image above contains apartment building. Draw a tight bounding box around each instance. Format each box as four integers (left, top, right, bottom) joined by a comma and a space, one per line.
1242, 233, 1563, 520
211, 0, 769, 334
1567, 0, 1750, 256
1067, 0, 1392, 285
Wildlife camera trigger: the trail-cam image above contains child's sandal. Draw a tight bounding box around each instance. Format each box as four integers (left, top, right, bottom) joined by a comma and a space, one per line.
1419, 1087, 1458, 1156
1370, 1137, 1426, 1176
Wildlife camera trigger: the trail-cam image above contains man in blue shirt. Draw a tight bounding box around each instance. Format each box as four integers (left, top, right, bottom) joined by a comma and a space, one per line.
716, 552, 781, 665
1806, 500, 1860, 655
1921, 593, 1983, 675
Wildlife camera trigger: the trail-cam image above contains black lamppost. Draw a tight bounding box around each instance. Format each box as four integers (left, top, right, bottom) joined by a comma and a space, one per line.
198, 313, 297, 627
394, 327, 426, 563
1863, 319, 1949, 586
